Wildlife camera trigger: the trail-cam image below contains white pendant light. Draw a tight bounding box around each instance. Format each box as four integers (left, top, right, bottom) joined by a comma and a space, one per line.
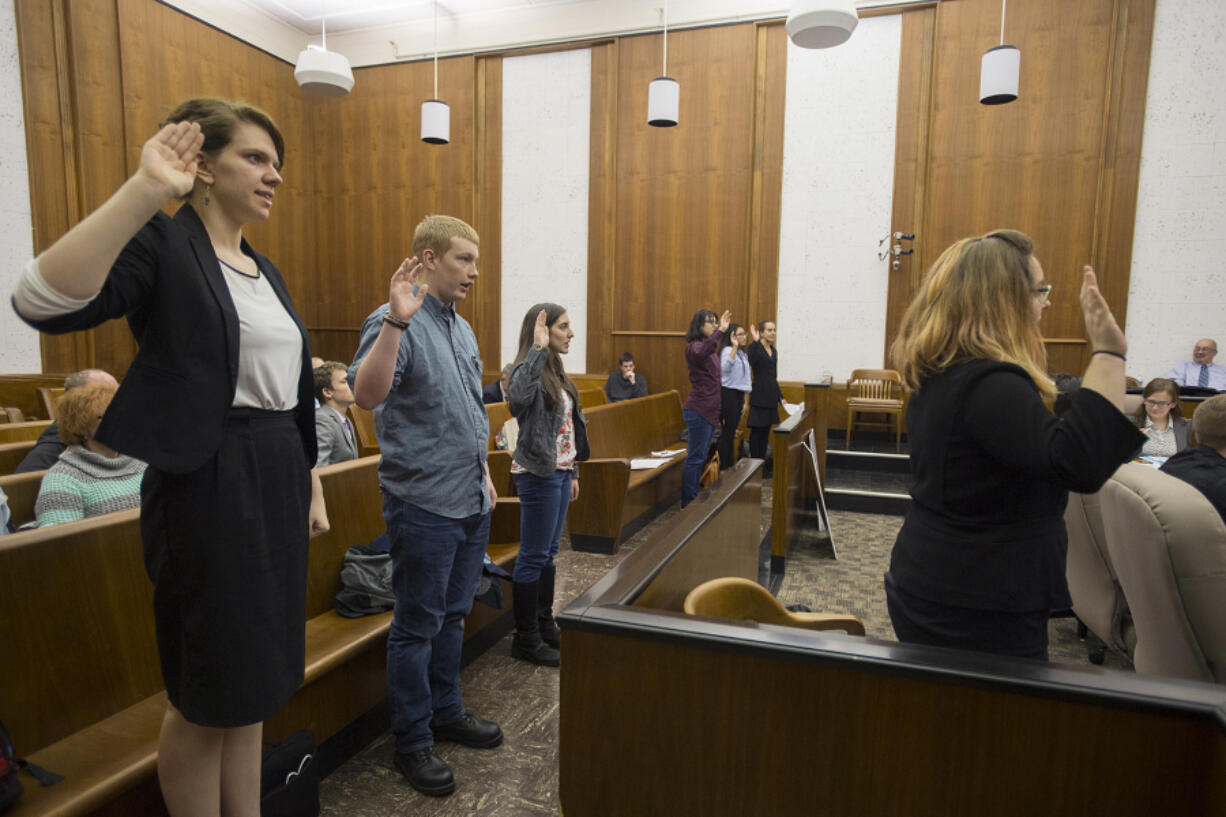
422, 1, 450, 144
786, 0, 859, 49
648, 0, 678, 127
980, 0, 1019, 105
294, 3, 353, 96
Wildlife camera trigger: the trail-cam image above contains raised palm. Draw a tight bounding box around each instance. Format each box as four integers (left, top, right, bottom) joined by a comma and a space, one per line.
534, 310, 550, 347
1080, 266, 1126, 356
389, 257, 428, 321
138, 121, 204, 198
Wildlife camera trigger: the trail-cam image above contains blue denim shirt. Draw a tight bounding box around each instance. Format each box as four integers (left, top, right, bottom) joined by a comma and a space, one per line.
349, 295, 490, 519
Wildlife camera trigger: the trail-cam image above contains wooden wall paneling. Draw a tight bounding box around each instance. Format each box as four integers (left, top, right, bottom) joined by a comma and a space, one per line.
586, 41, 619, 376
884, 5, 936, 358
744, 21, 787, 331
613, 25, 759, 398
1090, 0, 1155, 368
312, 56, 479, 351
473, 55, 503, 370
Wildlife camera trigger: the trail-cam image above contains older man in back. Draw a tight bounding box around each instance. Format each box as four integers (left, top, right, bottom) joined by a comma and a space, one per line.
1168, 339, 1226, 391
1160, 394, 1226, 524
16, 368, 118, 473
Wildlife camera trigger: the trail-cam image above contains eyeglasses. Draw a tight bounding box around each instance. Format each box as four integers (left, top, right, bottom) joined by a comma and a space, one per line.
1194, 346, 1216, 352
1144, 400, 1175, 408
1032, 285, 1053, 304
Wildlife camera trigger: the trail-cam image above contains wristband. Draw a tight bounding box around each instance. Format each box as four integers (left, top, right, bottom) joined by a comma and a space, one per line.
1091, 349, 1126, 361
383, 313, 409, 330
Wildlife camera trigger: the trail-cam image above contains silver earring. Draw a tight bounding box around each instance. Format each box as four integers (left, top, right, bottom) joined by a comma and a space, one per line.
204, 184, 211, 206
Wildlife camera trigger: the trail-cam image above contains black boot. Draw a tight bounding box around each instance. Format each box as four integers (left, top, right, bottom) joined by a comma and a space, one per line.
537, 565, 560, 649
511, 580, 560, 666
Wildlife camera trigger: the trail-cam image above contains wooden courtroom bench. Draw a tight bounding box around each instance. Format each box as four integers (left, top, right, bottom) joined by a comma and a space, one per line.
0, 469, 45, 529
0, 374, 72, 422
566, 391, 688, 554
0, 440, 37, 475
0, 420, 51, 445
1, 455, 519, 817
558, 460, 1226, 817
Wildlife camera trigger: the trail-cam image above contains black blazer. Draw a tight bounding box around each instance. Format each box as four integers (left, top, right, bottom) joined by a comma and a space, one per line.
15, 205, 316, 474
481, 380, 506, 405
746, 342, 782, 408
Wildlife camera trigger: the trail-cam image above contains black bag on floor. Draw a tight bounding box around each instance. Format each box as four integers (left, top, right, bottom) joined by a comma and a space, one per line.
260, 730, 319, 817
1, 720, 63, 815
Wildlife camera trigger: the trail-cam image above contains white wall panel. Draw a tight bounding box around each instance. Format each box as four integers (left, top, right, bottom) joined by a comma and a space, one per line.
1126, 0, 1226, 383
776, 14, 901, 383
500, 48, 591, 372
0, 0, 38, 373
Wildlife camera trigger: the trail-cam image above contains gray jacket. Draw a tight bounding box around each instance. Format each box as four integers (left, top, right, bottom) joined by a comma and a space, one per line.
1133, 414, 1192, 457
507, 347, 590, 478
315, 405, 358, 466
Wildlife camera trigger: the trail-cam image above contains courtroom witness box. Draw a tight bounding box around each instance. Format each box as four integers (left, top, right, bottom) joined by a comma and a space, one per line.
0, 454, 520, 817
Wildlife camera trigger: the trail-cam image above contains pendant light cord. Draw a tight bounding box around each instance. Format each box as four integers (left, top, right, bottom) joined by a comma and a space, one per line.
662, 0, 668, 76
433, 0, 439, 98
1000, 0, 1006, 45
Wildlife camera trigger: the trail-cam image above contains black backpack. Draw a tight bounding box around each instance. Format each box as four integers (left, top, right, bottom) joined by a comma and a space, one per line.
0, 721, 62, 815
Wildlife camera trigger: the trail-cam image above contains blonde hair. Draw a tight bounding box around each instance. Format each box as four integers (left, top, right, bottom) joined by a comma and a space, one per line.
57, 383, 117, 446
412, 215, 479, 260
890, 229, 1054, 399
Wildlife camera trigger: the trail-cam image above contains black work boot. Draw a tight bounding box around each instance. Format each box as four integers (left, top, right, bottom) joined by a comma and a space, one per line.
537, 565, 560, 649
511, 580, 560, 666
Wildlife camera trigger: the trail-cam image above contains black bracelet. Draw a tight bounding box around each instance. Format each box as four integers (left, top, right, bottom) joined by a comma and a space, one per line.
1091, 349, 1126, 361
383, 313, 409, 330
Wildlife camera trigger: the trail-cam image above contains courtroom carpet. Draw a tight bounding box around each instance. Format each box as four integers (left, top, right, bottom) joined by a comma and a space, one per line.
318, 480, 1132, 817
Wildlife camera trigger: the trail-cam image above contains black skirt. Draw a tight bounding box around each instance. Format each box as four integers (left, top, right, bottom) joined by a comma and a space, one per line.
746, 404, 780, 429
141, 408, 311, 727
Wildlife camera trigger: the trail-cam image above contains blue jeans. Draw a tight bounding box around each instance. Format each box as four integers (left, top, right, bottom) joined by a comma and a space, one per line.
512, 469, 573, 582
383, 496, 490, 753
682, 409, 716, 507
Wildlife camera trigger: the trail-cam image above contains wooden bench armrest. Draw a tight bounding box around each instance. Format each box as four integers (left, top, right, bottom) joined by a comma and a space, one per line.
490, 497, 520, 544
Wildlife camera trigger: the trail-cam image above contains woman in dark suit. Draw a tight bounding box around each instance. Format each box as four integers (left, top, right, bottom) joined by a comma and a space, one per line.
885, 230, 1142, 660
12, 99, 328, 816
746, 320, 783, 475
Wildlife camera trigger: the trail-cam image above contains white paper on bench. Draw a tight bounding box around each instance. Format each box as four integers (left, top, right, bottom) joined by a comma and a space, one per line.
783, 401, 803, 416
630, 457, 672, 470
651, 448, 686, 457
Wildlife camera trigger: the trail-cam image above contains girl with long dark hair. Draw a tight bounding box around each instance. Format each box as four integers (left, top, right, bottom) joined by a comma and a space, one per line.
682, 307, 731, 505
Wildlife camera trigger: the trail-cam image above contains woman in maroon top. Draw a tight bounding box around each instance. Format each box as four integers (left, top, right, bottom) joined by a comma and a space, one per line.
682, 307, 731, 506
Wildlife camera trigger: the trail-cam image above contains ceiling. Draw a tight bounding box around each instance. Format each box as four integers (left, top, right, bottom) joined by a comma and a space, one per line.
243, 0, 594, 37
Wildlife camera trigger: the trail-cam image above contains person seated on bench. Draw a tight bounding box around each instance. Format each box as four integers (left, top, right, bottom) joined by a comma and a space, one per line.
886, 230, 1142, 660
506, 304, 589, 667
15, 368, 118, 473
314, 360, 358, 466
1134, 377, 1190, 458
1161, 394, 1226, 524
34, 381, 146, 527
604, 352, 648, 402
683, 308, 731, 506
483, 362, 514, 405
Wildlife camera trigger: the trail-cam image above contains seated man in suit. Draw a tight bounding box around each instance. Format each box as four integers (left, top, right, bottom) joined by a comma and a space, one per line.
482, 363, 513, 405
604, 352, 648, 402
1160, 394, 1226, 524
16, 368, 118, 474
1168, 338, 1226, 390
314, 360, 358, 466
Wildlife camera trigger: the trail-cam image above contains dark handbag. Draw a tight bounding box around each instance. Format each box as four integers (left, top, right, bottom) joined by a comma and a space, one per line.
0, 720, 63, 815
260, 731, 319, 817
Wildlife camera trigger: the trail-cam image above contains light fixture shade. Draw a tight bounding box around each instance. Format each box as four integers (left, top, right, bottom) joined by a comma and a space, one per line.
421, 99, 450, 145
647, 77, 679, 127
786, 0, 858, 49
294, 46, 354, 96
979, 45, 1020, 105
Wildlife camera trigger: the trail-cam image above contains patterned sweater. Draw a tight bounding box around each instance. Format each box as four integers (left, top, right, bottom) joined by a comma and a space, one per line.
34, 445, 146, 527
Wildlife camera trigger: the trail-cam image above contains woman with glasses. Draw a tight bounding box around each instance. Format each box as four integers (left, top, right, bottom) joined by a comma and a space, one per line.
682, 307, 731, 506
1134, 377, 1190, 457
885, 229, 1143, 660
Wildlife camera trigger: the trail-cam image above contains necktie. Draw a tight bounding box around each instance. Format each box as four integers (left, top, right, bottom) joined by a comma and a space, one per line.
1200, 364, 1210, 388
343, 416, 355, 449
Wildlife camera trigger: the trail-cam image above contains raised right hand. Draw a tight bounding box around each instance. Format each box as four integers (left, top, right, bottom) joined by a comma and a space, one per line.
749, 323, 760, 343
533, 309, 550, 348
1080, 265, 1127, 356
389, 257, 427, 322
135, 122, 204, 199
718, 310, 732, 333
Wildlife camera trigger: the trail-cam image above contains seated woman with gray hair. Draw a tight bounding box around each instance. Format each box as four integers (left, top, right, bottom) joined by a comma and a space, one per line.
34, 382, 146, 527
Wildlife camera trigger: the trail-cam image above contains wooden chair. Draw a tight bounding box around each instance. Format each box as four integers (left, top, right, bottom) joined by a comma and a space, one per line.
1125, 376, 1141, 389
346, 405, 380, 458
38, 386, 65, 421
2, 407, 24, 423
683, 577, 865, 634
845, 368, 903, 452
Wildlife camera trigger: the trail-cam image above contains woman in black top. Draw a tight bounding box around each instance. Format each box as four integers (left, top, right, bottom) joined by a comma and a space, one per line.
746, 320, 783, 473
885, 230, 1142, 660
13, 100, 328, 816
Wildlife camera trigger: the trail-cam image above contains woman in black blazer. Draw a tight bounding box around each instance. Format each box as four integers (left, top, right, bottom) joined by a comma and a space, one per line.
746, 320, 783, 474
885, 230, 1142, 660
12, 99, 328, 816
